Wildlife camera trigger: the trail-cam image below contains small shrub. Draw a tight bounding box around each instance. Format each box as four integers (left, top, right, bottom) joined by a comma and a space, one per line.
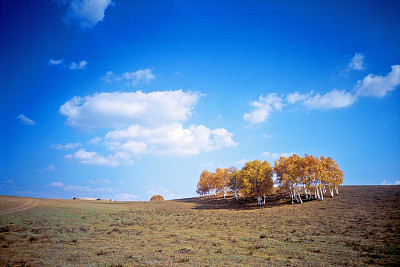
150, 195, 164, 201
97, 250, 108, 256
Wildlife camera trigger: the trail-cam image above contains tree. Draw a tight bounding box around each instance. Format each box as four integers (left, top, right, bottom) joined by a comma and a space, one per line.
238, 160, 274, 205
274, 154, 305, 203
196, 170, 212, 198
229, 168, 241, 199
303, 154, 323, 200
214, 167, 232, 198
321, 156, 344, 197
150, 195, 164, 201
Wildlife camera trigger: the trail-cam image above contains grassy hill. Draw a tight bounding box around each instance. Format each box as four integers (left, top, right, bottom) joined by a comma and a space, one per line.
1, 185, 399, 266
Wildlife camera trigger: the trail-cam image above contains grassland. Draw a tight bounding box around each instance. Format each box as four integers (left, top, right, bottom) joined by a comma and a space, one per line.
0, 185, 399, 266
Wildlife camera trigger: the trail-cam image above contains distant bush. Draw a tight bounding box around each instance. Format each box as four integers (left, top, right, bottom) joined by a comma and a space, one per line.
150, 195, 164, 201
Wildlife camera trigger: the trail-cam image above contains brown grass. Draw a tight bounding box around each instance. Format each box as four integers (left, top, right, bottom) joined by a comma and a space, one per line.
0, 185, 399, 266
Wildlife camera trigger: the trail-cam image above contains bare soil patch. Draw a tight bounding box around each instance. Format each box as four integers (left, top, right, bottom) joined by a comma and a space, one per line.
0, 198, 40, 215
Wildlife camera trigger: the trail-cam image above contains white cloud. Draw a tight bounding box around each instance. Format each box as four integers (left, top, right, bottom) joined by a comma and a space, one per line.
69, 60, 88, 70
50, 181, 65, 187
87, 136, 102, 145
60, 90, 237, 164
48, 59, 87, 70
105, 123, 237, 156
60, 90, 199, 130
286, 91, 311, 104
45, 164, 56, 171
17, 114, 35, 125
52, 142, 81, 150
302, 89, 357, 110
64, 0, 112, 29
65, 149, 133, 167
48, 59, 64, 66
348, 52, 365, 71
243, 93, 284, 124
122, 69, 155, 85
115, 192, 139, 201
381, 180, 400, 186
355, 65, 400, 97
261, 152, 295, 161
288, 89, 357, 110
102, 69, 155, 85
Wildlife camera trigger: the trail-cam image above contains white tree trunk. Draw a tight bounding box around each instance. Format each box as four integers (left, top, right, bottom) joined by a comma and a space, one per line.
329, 188, 334, 198
335, 186, 339, 195
319, 187, 324, 200
257, 196, 262, 206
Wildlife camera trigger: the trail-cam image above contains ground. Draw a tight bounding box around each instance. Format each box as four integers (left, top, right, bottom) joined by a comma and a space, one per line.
0, 185, 399, 266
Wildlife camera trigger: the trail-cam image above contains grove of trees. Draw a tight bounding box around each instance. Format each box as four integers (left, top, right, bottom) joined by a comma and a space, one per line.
196, 154, 344, 205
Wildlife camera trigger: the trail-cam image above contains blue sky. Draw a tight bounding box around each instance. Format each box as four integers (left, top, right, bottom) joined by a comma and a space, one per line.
1, 0, 399, 201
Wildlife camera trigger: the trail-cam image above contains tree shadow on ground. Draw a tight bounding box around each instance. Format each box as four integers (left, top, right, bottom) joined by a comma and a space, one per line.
174, 192, 306, 211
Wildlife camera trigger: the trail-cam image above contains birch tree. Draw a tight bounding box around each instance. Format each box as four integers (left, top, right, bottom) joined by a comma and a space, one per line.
238, 160, 274, 205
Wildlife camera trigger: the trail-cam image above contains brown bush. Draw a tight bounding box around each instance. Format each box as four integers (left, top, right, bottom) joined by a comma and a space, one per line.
150, 195, 164, 202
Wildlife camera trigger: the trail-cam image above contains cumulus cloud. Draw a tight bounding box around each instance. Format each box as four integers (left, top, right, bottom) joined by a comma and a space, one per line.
243, 93, 284, 124
65, 149, 133, 167
245, 65, 399, 124
355, 65, 400, 97
63, 0, 112, 29
17, 114, 35, 125
286, 91, 311, 104
102, 69, 155, 85
59, 90, 237, 164
106, 123, 237, 156
52, 142, 81, 150
60, 90, 199, 130
69, 60, 88, 70
302, 89, 357, 110
348, 52, 365, 71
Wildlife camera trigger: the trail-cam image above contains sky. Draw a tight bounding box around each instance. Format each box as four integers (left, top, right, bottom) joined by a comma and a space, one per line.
1, 0, 400, 201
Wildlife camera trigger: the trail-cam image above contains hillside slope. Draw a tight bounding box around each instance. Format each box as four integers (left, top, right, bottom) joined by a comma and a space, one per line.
0, 185, 399, 266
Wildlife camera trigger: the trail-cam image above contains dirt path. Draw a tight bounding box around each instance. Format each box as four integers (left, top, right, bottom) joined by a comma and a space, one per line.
0, 199, 40, 215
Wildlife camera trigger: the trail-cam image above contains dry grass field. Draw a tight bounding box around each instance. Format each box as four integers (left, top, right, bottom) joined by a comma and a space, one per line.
0, 185, 399, 266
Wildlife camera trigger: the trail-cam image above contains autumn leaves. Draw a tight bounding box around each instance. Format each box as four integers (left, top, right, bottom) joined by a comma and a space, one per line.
196, 154, 344, 205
